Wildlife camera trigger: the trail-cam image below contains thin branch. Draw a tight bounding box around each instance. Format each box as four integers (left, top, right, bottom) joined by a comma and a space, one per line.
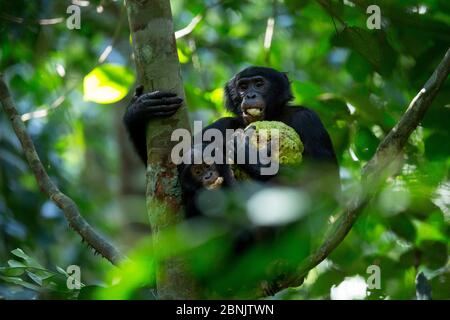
263, 0, 277, 64
278, 47, 450, 291
0, 13, 64, 25
175, 14, 203, 39
174, 0, 228, 39
0, 76, 127, 266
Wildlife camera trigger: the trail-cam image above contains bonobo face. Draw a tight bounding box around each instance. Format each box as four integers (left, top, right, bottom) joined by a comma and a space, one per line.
237, 76, 268, 123
191, 164, 224, 189
224, 66, 294, 123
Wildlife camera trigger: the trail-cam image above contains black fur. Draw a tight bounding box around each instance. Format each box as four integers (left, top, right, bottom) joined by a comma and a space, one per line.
178, 159, 235, 218
208, 66, 339, 182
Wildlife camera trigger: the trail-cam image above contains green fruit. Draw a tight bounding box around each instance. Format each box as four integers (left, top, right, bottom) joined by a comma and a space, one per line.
232, 121, 304, 180
245, 121, 304, 165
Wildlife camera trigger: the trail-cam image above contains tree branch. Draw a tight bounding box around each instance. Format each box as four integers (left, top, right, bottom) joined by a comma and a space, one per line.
263, 0, 277, 64
174, 0, 228, 39
280, 47, 450, 291
0, 76, 127, 266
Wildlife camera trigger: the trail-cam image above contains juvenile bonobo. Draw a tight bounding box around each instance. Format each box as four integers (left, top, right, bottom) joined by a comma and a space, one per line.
178, 147, 236, 218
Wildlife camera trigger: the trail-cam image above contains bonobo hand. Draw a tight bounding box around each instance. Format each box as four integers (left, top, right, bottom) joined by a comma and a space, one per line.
127, 85, 183, 122
123, 86, 183, 164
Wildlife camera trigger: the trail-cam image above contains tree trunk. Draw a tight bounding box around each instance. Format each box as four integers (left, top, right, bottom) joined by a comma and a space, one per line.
125, 0, 196, 299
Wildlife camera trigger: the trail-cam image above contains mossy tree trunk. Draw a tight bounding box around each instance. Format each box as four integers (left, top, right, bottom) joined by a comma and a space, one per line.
125, 0, 196, 299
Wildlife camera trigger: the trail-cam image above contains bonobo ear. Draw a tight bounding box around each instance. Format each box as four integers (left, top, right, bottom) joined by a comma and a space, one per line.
224, 76, 241, 115
281, 72, 294, 103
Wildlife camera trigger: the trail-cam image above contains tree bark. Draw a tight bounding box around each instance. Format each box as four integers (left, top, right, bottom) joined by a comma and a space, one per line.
125, 0, 195, 299
278, 47, 450, 292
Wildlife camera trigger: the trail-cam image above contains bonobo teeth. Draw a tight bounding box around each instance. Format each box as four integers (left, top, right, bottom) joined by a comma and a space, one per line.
246, 108, 262, 116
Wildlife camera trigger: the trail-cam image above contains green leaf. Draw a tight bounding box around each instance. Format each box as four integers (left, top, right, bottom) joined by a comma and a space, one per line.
292, 81, 322, 105
56, 266, 69, 277
334, 27, 396, 76
345, 51, 372, 82
83, 63, 135, 104
0, 266, 26, 277
11, 248, 43, 269
354, 127, 379, 161
399, 249, 416, 267
0, 276, 40, 291
425, 131, 450, 161
430, 270, 450, 300
7, 259, 27, 268
26, 271, 43, 286
11, 248, 29, 260
413, 220, 447, 244
309, 270, 345, 298
419, 240, 448, 269
388, 214, 416, 242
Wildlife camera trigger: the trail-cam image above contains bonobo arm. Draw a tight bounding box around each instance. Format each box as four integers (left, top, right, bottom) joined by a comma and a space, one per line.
123, 86, 183, 164
202, 117, 243, 137
288, 107, 338, 165
202, 117, 276, 181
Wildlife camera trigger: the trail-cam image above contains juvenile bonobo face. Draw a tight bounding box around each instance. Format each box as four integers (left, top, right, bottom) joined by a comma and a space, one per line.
237, 76, 268, 123
191, 164, 224, 190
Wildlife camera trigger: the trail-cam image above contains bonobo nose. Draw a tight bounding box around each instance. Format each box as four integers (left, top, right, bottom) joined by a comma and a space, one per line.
246, 93, 257, 99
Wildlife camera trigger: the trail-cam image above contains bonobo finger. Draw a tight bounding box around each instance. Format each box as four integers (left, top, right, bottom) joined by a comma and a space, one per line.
140, 104, 181, 117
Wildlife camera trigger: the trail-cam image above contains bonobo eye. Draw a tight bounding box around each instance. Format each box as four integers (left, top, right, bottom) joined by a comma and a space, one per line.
238, 83, 248, 91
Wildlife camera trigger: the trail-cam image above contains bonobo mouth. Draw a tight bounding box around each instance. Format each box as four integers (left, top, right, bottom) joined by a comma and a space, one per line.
205, 176, 224, 190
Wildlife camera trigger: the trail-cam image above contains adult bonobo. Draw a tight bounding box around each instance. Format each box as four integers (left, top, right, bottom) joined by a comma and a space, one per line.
124, 66, 339, 191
